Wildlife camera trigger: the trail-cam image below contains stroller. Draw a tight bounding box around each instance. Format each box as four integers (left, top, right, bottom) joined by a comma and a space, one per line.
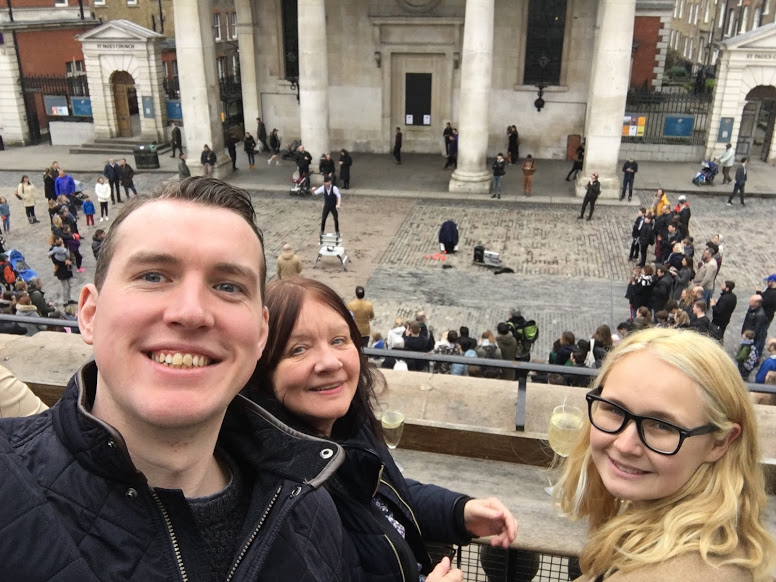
692, 160, 718, 186
7, 249, 38, 283
289, 171, 312, 196
282, 139, 302, 161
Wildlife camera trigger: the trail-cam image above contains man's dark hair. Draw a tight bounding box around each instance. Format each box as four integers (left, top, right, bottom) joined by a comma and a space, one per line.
447, 330, 459, 344
693, 300, 708, 312
571, 348, 587, 365
725, 280, 735, 292
355, 286, 365, 299
459, 326, 470, 337
706, 242, 719, 255
94, 177, 266, 299
408, 321, 421, 334
497, 322, 510, 335
742, 157, 748, 163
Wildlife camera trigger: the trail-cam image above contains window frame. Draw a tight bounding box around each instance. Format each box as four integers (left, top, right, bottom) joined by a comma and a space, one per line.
54, 0, 68, 6
214, 13, 222, 42
127, 0, 138, 6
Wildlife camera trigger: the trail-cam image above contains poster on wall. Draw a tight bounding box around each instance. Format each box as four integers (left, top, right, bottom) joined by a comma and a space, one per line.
717, 117, 734, 142
405, 114, 414, 125
72, 98, 92, 117
622, 115, 646, 137
43, 95, 69, 116
663, 116, 695, 137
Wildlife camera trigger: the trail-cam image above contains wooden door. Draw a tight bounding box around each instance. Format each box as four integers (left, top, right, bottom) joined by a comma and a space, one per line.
113, 84, 131, 137
736, 101, 759, 159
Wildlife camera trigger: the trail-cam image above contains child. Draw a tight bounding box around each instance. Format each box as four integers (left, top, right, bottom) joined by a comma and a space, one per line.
61, 225, 85, 273
92, 229, 106, 260
95, 176, 111, 222
81, 194, 95, 227
736, 329, 758, 380
0, 196, 10, 234
48, 237, 74, 305
0, 253, 17, 291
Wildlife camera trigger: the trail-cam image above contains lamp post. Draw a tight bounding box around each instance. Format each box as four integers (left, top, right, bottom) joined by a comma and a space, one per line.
534, 55, 549, 112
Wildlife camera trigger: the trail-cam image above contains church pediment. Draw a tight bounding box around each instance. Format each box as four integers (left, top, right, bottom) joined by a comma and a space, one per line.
723, 22, 776, 51
77, 19, 163, 43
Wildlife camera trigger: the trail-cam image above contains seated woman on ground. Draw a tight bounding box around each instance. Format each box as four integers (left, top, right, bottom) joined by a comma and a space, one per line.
551, 331, 576, 366
245, 278, 518, 582
555, 327, 775, 581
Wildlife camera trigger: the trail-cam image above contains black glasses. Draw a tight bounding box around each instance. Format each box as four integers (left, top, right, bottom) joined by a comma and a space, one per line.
585, 388, 718, 455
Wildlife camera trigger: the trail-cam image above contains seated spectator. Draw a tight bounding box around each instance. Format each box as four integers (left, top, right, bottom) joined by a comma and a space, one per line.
0, 304, 26, 335
551, 331, 576, 365
547, 373, 566, 386
370, 332, 385, 349
1, 364, 47, 417
386, 317, 406, 349
496, 322, 518, 380
403, 321, 434, 371
458, 326, 477, 352
634, 306, 653, 328
615, 321, 633, 342
564, 348, 591, 387
433, 330, 462, 375
673, 310, 691, 328
14, 295, 44, 335
476, 330, 503, 379
590, 325, 613, 367
755, 338, 776, 384
690, 300, 710, 334
27, 278, 55, 318
736, 330, 757, 381
655, 310, 670, 327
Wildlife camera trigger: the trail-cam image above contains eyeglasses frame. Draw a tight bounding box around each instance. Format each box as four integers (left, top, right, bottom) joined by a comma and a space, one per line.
585, 387, 718, 456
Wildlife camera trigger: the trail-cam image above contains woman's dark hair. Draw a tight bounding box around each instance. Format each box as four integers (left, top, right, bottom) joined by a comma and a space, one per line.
561, 331, 575, 346
246, 278, 383, 439
21, 175, 29, 183
592, 325, 613, 348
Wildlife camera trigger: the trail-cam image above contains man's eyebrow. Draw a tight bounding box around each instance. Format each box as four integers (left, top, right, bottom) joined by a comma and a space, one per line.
212, 262, 261, 282
127, 252, 181, 266
126, 254, 260, 281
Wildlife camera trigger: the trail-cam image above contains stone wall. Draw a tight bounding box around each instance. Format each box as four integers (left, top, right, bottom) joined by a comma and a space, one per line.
620, 142, 705, 162
49, 120, 96, 146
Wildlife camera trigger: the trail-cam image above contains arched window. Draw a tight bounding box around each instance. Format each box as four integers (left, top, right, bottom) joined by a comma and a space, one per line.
281, 0, 299, 79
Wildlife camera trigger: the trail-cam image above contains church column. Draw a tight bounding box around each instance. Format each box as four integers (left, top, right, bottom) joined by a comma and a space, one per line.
579, 0, 637, 198
235, 0, 260, 125
449, 0, 495, 194
173, 0, 231, 177
0, 33, 30, 145
298, 0, 330, 159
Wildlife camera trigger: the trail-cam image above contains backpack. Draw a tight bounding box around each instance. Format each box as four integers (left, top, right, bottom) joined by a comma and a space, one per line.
743, 346, 759, 373
480, 344, 502, 378
508, 319, 539, 356
707, 322, 723, 342
433, 343, 458, 375
3, 263, 15, 285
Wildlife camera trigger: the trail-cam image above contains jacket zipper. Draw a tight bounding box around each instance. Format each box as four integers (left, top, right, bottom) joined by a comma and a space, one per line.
224, 485, 282, 582
149, 489, 189, 582
379, 478, 422, 537
383, 534, 407, 582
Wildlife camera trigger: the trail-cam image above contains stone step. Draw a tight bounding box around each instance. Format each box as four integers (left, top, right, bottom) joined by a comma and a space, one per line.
69, 141, 171, 156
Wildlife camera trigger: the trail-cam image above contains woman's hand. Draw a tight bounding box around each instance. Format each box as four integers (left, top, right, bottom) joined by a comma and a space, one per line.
426, 557, 462, 582
463, 497, 518, 548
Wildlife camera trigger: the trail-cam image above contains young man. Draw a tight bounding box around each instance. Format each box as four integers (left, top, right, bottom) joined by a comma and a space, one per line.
170, 122, 182, 158
620, 157, 638, 201
491, 152, 506, 199
347, 285, 375, 347
0, 178, 348, 581
578, 173, 601, 220
313, 175, 342, 235
728, 157, 748, 206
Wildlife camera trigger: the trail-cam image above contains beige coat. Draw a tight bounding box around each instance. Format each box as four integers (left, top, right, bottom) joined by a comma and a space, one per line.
276, 249, 303, 279
347, 298, 374, 338
573, 550, 753, 582
0, 364, 47, 418
17, 182, 37, 207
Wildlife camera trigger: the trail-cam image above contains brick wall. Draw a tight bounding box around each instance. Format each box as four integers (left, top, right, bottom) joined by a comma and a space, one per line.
632, 16, 661, 89
16, 27, 91, 75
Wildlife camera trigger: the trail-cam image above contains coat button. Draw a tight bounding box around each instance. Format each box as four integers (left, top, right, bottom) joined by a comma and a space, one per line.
320, 448, 334, 459
125, 488, 138, 499
289, 486, 302, 498
107, 439, 116, 449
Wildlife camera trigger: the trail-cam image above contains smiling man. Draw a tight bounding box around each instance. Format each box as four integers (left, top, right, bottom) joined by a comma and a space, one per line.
0, 178, 347, 581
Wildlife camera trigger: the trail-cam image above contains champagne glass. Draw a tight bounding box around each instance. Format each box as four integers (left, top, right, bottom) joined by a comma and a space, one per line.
381, 410, 405, 472
544, 403, 584, 495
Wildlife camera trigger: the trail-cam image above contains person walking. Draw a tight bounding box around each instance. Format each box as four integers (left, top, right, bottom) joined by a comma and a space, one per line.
338, 149, 352, 189
566, 140, 584, 181
578, 173, 601, 221
620, 157, 638, 201
443, 132, 457, 169
393, 127, 402, 164
15, 175, 39, 224
716, 142, 735, 184
267, 129, 281, 166
169, 122, 182, 158
244, 132, 257, 169
522, 154, 536, 197
226, 134, 238, 171
491, 153, 506, 199
119, 158, 138, 199
177, 153, 191, 180
200, 144, 216, 176
256, 117, 269, 153
727, 157, 748, 206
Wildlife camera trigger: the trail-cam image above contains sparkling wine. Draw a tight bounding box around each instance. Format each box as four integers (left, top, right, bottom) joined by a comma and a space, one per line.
381, 411, 405, 449
547, 409, 584, 458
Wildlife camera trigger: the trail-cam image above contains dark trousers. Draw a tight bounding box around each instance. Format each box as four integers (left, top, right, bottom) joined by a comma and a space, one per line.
579, 194, 597, 219
628, 238, 640, 261
722, 166, 732, 183
638, 243, 649, 267
109, 179, 121, 202
24, 206, 36, 220
170, 143, 182, 158
259, 139, 270, 153
621, 175, 634, 199
393, 145, 401, 164
361, 336, 369, 348
321, 205, 339, 233
444, 154, 457, 169
100, 202, 109, 218
728, 183, 745, 204
123, 185, 138, 198
247, 151, 255, 166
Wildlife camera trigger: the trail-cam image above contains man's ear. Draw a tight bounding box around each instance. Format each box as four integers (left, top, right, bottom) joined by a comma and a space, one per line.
78, 283, 99, 346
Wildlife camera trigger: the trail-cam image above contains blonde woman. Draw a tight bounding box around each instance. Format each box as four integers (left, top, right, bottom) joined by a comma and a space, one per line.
556, 328, 775, 581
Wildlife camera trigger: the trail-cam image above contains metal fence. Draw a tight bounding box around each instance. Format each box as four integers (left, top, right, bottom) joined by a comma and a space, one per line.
435, 542, 579, 582
20, 74, 89, 98
623, 88, 712, 145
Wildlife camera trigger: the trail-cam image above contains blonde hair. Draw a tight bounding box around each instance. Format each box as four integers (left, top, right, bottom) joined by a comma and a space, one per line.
555, 327, 775, 580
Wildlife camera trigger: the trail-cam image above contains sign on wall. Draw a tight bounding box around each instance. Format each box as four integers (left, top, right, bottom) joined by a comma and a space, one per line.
622, 115, 646, 137
142, 96, 155, 119
72, 98, 92, 117
43, 95, 69, 116
663, 116, 695, 137
717, 117, 734, 142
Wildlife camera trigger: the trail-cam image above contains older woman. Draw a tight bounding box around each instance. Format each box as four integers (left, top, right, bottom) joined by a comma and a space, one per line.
556, 328, 775, 581
247, 278, 517, 582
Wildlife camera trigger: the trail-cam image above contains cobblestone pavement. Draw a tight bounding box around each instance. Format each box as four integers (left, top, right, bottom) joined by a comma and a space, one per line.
2, 165, 773, 361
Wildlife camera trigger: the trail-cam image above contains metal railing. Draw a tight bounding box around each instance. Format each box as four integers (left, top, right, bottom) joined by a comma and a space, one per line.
21, 74, 89, 97
623, 87, 712, 145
